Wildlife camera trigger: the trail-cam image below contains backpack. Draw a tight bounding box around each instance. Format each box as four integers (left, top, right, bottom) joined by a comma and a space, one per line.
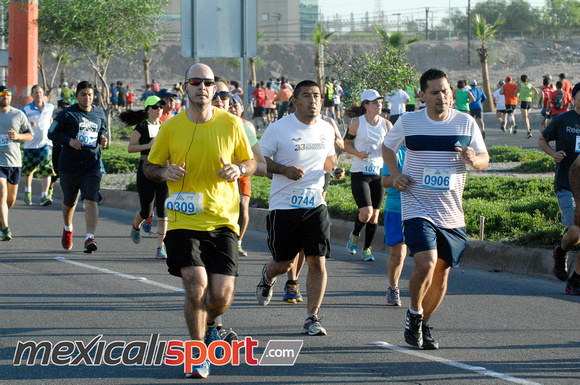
553, 90, 565, 110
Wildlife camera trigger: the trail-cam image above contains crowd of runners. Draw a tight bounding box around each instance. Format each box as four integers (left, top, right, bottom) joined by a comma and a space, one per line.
1, 64, 579, 379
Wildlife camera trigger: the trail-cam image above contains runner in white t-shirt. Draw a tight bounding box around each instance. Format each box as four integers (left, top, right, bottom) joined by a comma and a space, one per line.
382, 69, 489, 350
256, 80, 344, 336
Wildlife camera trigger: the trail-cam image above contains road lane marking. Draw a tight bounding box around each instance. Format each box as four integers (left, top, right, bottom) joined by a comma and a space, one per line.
54, 257, 185, 293
372, 341, 543, 385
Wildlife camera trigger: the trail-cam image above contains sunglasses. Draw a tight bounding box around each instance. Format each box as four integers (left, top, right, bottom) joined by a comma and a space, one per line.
149, 105, 162, 110
213, 91, 230, 101
0, 91, 11, 96
186, 78, 215, 87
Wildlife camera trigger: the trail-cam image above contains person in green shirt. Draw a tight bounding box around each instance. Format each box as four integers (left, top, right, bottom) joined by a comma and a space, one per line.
453, 80, 475, 113
516, 74, 539, 139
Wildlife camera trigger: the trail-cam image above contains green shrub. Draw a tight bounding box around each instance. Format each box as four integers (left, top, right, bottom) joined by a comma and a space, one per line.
512, 156, 555, 173
488, 145, 551, 163
101, 142, 139, 174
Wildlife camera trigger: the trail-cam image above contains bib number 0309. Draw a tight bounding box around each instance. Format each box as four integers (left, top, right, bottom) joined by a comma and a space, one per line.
165, 193, 204, 215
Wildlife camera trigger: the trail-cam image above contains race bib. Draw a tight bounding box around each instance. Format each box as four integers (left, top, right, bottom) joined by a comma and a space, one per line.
77, 131, 98, 147
148, 124, 160, 139
0, 134, 9, 148
422, 168, 456, 190
363, 157, 382, 175
575, 136, 580, 153
165, 193, 204, 215
289, 188, 323, 209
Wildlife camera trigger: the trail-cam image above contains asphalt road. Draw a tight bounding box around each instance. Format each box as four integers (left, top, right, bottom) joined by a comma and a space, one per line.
1, 197, 579, 385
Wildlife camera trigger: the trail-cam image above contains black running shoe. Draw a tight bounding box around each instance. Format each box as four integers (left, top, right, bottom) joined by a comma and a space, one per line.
565, 275, 580, 295
552, 245, 569, 281
421, 323, 439, 350
404, 309, 423, 347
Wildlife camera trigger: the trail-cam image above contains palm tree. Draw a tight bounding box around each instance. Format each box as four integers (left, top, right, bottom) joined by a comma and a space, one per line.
142, 41, 159, 88
473, 14, 505, 112
313, 22, 334, 89
373, 26, 423, 50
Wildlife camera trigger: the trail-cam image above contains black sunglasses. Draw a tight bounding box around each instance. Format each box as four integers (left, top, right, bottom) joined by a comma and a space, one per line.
149, 105, 161, 110
186, 78, 215, 87
213, 91, 230, 101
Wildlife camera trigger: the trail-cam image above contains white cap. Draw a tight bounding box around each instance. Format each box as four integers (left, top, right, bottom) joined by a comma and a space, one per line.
470, 79, 477, 86
361, 89, 383, 102
62, 82, 68, 87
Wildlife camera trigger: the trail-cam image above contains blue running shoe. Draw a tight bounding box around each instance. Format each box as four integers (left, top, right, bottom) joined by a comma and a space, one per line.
283, 281, 303, 304
346, 231, 359, 254
142, 213, 153, 233
204, 323, 223, 359
185, 357, 210, 379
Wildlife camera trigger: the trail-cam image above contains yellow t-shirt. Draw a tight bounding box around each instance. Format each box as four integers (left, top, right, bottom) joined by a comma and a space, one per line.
148, 108, 253, 234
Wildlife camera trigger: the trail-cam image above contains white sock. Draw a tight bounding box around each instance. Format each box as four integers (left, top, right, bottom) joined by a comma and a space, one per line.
409, 308, 423, 315
41, 192, 46, 198
64, 225, 73, 231
86, 233, 94, 240
25, 188, 31, 193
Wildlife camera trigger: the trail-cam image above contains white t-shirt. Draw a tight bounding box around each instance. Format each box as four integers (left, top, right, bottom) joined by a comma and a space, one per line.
493, 88, 506, 110
22, 102, 55, 149
350, 115, 388, 174
386, 89, 410, 115
260, 113, 336, 211
383, 108, 487, 229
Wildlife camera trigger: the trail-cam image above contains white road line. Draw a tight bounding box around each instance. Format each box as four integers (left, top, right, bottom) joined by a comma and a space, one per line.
54, 257, 185, 293
372, 341, 543, 385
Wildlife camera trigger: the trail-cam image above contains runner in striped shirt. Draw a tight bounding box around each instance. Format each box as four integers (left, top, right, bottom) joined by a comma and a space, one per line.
382, 68, 489, 350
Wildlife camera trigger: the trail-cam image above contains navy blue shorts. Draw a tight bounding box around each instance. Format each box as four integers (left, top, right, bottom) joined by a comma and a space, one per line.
59, 171, 102, 207
0, 167, 21, 185
403, 217, 467, 268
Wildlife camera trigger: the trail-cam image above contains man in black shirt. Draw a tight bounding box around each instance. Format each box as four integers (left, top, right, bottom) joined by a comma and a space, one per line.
48, 81, 108, 253
538, 82, 580, 294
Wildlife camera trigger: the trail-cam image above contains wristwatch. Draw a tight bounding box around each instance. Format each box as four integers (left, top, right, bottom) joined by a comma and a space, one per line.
238, 164, 246, 177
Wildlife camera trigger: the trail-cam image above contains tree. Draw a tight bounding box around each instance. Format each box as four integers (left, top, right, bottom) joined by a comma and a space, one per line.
541, 0, 580, 38
248, 30, 265, 84
142, 41, 160, 89
473, 13, 505, 112
326, 43, 418, 108
312, 22, 334, 89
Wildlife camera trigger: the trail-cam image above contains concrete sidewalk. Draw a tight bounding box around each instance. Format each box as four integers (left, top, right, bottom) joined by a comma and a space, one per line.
23, 179, 561, 281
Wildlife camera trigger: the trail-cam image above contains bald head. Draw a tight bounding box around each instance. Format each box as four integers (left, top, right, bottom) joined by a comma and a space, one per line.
185, 63, 214, 81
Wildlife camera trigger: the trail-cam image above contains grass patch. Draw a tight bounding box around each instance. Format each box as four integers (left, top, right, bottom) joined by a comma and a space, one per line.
488, 145, 552, 163
101, 142, 139, 174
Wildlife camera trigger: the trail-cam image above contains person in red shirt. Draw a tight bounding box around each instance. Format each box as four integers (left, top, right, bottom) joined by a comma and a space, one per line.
252, 81, 267, 130
500, 76, 519, 134
547, 81, 572, 118
559, 73, 573, 95
538, 77, 555, 130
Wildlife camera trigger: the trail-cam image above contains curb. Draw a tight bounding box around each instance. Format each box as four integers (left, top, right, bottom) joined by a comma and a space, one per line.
22, 180, 557, 280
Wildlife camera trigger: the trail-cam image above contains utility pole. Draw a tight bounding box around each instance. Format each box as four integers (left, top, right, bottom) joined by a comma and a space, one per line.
468, 0, 472, 66
425, 8, 429, 39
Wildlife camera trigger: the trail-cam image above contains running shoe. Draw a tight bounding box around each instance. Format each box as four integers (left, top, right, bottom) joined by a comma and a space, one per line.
62, 228, 73, 250
301, 314, 327, 336
482, 131, 486, 140
500, 124, 506, 132
219, 328, 239, 343
346, 231, 359, 254
552, 245, 569, 281
155, 245, 167, 259
205, 323, 223, 359
40, 195, 52, 206
386, 286, 402, 306
565, 275, 580, 295
238, 242, 248, 257
142, 213, 153, 233
185, 357, 210, 379
47, 187, 53, 201
256, 264, 275, 306
421, 323, 439, 350
283, 281, 303, 304
404, 309, 423, 347
512, 124, 518, 134
24, 192, 32, 205
526, 131, 533, 139
2, 227, 12, 241
84, 237, 98, 253
131, 219, 141, 244
362, 247, 375, 261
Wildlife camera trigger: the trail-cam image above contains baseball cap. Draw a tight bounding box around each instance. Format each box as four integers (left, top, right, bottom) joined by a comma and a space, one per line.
62, 82, 68, 87
544, 74, 552, 80
157, 89, 177, 99
470, 79, 477, 86
361, 89, 383, 103
572, 83, 580, 99
231, 94, 243, 105
0, 85, 9, 93
144, 95, 165, 109
499, 80, 505, 86
505, 76, 512, 82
